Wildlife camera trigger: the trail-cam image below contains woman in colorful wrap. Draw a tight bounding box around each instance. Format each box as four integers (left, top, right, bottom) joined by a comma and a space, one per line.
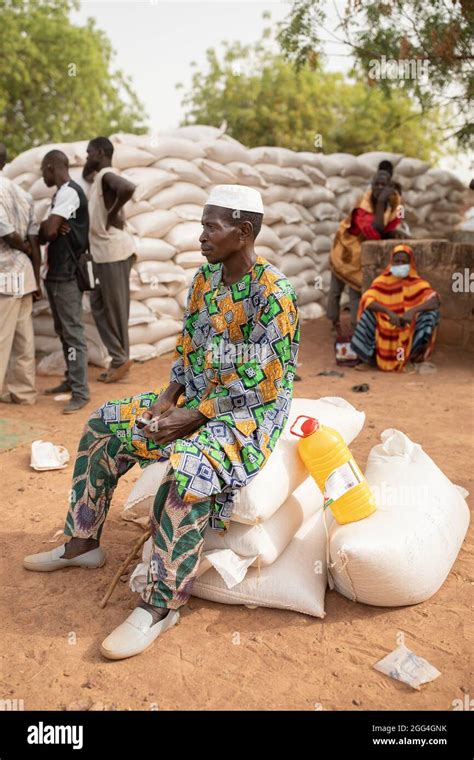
327, 161, 404, 331
350, 243, 440, 372
23, 184, 300, 660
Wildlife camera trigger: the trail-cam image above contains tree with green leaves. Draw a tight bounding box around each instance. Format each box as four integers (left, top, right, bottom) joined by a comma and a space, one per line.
0, 0, 147, 158
177, 27, 444, 160
277, 0, 473, 148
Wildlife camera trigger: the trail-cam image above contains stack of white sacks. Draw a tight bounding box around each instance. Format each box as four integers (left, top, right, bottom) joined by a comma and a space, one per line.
122, 396, 470, 615
4, 125, 466, 369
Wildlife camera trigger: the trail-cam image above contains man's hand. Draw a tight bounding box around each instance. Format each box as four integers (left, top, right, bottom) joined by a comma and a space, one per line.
106, 209, 124, 231
385, 310, 404, 328
137, 383, 185, 428
401, 308, 416, 325
22, 241, 32, 256
32, 287, 43, 302
59, 220, 71, 235
144, 407, 206, 446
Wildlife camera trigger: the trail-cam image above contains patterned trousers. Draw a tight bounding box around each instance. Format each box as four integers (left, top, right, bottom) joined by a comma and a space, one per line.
64, 406, 213, 610
351, 308, 440, 366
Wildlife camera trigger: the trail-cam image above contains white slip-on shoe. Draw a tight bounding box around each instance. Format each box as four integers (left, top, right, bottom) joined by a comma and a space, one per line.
23, 544, 106, 572
100, 607, 180, 660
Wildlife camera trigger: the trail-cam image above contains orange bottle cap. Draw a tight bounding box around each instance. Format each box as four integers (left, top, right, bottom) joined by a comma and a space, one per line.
301, 417, 319, 436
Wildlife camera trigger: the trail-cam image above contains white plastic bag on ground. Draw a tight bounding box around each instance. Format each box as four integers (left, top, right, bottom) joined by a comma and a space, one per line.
31, 440, 70, 471
329, 429, 470, 607
373, 645, 441, 690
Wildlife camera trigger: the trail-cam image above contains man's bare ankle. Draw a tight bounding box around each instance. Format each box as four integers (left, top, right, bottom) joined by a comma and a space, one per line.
137, 600, 169, 624
62, 537, 99, 559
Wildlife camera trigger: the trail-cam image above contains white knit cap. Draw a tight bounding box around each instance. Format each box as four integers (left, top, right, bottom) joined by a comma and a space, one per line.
205, 184, 264, 214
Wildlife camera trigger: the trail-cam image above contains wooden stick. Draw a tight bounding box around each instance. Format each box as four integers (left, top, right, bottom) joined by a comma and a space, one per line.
99, 529, 151, 609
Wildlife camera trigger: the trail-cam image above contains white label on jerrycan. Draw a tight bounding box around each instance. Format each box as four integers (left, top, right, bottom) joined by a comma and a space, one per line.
323, 459, 363, 508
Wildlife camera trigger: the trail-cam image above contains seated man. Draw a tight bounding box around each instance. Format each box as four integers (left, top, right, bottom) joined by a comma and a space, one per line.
327, 160, 404, 331
23, 185, 300, 660
350, 243, 440, 372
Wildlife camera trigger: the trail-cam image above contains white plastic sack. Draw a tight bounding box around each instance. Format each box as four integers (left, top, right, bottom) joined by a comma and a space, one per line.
130, 343, 158, 362
255, 164, 310, 187
153, 157, 209, 186
154, 334, 179, 356
203, 476, 322, 567
248, 146, 304, 168
296, 187, 335, 207
328, 429, 470, 607
128, 209, 179, 238
123, 167, 176, 201
145, 137, 207, 161
164, 222, 202, 252
133, 237, 176, 262
192, 510, 329, 618
128, 300, 156, 326
226, 162, 267, 188
112, 145, 155, 170
204, 138, 251, 165
175, 251, 205, 268
173, 203, 205, 222
311, 202, 341, 221
129, 318, 181, 345
144, 297, 183, 320
149, 182, 208, 209
298, 302, 325, 320
121, 396, 364, 527
228, 396, 365, 525
260, 185, 299, 205
193, 158, 237, 184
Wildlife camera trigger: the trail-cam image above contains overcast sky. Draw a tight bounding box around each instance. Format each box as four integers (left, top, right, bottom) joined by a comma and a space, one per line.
72, 1, 469, 180
72, 0, 351, 132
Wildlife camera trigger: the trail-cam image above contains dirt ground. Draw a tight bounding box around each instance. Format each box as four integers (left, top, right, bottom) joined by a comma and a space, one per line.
0, 316, 472, 712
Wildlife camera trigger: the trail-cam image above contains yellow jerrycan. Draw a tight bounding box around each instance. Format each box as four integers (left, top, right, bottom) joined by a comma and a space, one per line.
290, 415, 376, 524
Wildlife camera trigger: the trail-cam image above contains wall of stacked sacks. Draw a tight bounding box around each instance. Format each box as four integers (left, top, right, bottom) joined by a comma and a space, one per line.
4, 124, 467, 367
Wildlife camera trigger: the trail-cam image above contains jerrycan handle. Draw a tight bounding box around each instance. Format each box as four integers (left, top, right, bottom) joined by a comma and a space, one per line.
290, 415, 319, 438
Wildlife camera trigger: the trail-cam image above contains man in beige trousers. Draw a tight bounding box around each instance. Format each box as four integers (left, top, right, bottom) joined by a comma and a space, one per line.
0, 143, 41, 405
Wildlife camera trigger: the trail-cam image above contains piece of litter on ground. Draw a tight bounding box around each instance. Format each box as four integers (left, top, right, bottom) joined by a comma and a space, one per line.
317, 370, 344, 377
54, 394, 71, 401
417, 362, 437, 375
30, 440, 70, 471
351, 383, 370, 393
373, 644, 441, 690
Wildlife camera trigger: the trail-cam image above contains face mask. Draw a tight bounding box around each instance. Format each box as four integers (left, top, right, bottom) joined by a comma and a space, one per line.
390, 264, 410, 278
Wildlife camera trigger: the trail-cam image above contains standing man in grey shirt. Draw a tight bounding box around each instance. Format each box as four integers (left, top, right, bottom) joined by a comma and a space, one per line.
83, 137, 136, 384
